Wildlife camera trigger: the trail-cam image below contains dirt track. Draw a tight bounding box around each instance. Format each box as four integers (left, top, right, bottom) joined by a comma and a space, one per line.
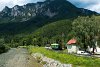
0, 48, 42, 67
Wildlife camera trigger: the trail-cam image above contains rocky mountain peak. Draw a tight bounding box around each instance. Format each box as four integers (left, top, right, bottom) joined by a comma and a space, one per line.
0, 0, 99, 23
13, 5, 20, 11
2, 6, 11, 13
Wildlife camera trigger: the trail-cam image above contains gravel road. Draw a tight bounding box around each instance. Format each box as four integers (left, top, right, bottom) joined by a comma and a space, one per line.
0, 48, 42, 67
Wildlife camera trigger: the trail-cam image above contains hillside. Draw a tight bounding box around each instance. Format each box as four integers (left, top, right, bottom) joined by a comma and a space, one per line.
0, 0, 99, 35
33, 19, 72, 38
31, 16, 100, 47
0, 0, 100, 53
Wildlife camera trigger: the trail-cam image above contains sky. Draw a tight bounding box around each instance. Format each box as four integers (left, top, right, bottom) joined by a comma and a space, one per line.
0, 0, 100, 13
0, 0, 45, 10
67, 0, 100, 13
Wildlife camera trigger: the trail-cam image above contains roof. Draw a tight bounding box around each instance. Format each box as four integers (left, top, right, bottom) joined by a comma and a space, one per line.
51, 43, 59, 46
67, 39, 77, 45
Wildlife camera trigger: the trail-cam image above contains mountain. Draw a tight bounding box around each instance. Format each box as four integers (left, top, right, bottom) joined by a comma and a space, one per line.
0, 0, 99, 23
0, 0, 99, 35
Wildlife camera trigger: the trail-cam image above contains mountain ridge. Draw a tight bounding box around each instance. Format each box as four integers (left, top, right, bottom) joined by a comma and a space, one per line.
0, 0, 99, 35
0, 0, 99, 24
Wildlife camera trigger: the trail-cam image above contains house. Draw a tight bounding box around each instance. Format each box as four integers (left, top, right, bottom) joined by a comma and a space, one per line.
95, 47, 100, 54
94, 41, 100, 54
67, 38, 79, 53
87, 41, 100, 54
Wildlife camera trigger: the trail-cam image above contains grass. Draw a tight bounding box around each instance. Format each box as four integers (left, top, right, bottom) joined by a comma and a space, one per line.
27, 46, 100, 67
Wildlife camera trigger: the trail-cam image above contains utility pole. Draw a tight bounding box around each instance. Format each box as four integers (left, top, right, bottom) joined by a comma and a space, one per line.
62, 32, 65, 49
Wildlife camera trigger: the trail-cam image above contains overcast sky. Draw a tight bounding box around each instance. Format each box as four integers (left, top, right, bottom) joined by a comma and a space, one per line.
0, 0, 100, 13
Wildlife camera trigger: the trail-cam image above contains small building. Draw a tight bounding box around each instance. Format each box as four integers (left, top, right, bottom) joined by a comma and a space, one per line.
87, 41, 100, 54
94, 41, 100, 54
67, 39, 79, 53
95, 46, 100, 54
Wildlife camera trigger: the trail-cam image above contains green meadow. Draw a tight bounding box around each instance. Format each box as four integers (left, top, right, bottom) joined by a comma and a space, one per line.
27, 46, 100, 67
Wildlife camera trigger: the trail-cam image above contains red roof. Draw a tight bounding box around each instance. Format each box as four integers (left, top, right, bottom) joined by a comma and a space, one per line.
67, 39, 77, 45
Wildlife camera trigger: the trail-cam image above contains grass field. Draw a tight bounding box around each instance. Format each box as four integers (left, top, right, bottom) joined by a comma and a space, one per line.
27, 46, 100, 67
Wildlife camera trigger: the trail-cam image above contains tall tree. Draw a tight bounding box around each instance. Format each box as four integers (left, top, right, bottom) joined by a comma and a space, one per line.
72, 16, 100, 52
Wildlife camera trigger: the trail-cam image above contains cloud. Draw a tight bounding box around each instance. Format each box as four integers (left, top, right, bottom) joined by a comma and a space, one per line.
68, 0, 100, 13
0, 0, 44, 11
0, 0, 100, 13
86, 2, 100, 13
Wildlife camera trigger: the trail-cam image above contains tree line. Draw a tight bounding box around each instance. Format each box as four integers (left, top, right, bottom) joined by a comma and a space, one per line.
0, 15, 100, 53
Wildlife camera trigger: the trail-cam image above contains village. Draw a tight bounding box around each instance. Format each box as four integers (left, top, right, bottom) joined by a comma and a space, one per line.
45, 38, 100, 57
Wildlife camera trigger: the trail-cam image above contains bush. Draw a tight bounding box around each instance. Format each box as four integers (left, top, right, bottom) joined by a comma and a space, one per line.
0, 43, 10, 54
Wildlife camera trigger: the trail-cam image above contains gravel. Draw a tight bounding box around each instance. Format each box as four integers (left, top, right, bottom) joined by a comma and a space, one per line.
32, 53, 72, 67
0, 48, 42, 67
0, 48, 18, 67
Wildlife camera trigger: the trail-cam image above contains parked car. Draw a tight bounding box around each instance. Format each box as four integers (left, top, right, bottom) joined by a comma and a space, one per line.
45, 46, 52, 50
77, 51, 90, 55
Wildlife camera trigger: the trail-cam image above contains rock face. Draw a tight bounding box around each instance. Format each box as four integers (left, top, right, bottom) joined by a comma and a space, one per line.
0, 0, 99, 23
32, 53, 72, 67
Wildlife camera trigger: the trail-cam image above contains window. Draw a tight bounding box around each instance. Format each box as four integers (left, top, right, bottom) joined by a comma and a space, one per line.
68, 45, 72, 49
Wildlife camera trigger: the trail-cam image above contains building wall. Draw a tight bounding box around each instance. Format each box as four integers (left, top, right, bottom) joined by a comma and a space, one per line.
87, 45, 100, 54
67, 45, 78, 53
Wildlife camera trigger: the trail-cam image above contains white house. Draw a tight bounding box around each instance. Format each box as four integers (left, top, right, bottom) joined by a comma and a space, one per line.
87, 41, 100, 54
67, 39, 79, 53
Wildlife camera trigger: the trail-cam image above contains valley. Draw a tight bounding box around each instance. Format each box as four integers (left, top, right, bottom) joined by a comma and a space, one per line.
0, 0, 100, 67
